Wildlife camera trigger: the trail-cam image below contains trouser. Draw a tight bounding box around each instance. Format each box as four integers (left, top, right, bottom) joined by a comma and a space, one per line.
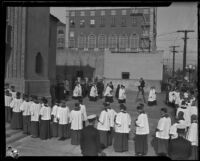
136, 89, 146, 102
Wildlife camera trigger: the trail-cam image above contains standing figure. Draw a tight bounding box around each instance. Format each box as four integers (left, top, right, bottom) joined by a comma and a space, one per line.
72, 82, 82, 100
97, 103, 111, 149
79, 99, 87, 128
104, 83, 114, 103
135, 78, 146, 103
97, 79, 104, 99
56, 100, 70, 140
20, 95, 31, 135
10, 86, 17, 100
113, 104, 131, 152
51, 100, 59, 137
115, 84, 120, 100
89, 83, 98, 102
134, 104, 150, 156
10, 92, 23, 129
5, 90, 12, 123
186, 115, 198, 160
30, 96, 41, 138
148, 87, 157, 106
39, 98, 51, 140
118, 85, 126, 104
70, 103, 83, 145
64, 79, 70, 99
80, 114, 102, 156
154, 108, 171, 156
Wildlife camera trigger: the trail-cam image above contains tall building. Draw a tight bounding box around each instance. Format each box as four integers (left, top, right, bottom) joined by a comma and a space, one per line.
5, 7, 58, 103
65, 7, 157, 52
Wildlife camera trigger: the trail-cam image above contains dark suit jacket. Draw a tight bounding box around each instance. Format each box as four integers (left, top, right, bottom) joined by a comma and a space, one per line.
80, 125, 101, 156
168, 136, 192, 160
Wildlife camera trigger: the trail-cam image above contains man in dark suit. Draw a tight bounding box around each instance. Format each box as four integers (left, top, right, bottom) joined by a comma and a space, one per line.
136, 77, 146, 103
80, 114, 102, 156
168, 124, 192, 160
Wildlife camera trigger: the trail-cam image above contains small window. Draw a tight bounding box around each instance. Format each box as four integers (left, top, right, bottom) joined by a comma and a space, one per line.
101, 10, 105, 16
90, 19, 95, 27
100, 16, 105, 27
58, 29, 64, 34
80, 19, 85, 27
90, 11, 95, 16
122, 10, 127, 15
121, 17, 126, 27
70, 19, 75, 27
80, 11, 85, 16
111, 10, 116, 16
132, 16, 137, 25
35, 52, 43, 74
111, 16, 116, 27
70, 31, 74, 37
122, 72, 130, 79
70, 11, 75, 17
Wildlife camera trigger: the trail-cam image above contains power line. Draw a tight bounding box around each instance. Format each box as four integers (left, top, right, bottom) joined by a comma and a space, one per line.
169, 45, 179, 77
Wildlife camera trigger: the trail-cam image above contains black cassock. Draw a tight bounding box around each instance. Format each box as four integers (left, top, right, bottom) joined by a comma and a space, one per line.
80, 125, 101, 156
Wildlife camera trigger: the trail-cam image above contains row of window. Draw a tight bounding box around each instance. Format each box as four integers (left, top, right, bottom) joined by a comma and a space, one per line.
68, 34, 150, 49
70, 8, 150, 17
69, 15, 150, 28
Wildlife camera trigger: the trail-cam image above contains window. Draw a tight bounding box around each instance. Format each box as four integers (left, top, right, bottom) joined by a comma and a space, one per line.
35, 52, 43, 74
122, 10, 127, 15
70, 31, 74, 38
140, 39, 149, 49
90, 11, 95, 16
80, 11, 85, 16
132, 16, 137, 25
111, 10, 116, 15
98, 34, 106, 49
88, 34, 96, 49
100, 16, 105, 27
111, 16, 116, 27
122, 72, 130, 79
90, 19, 95, 27
78, 34, 86, 49
70, 11, 75, 16
101, 10, 105, 16
121, 16, 126, 27
80, 19, 85, 27
58, 29, 64, 34
70, 19, 75, 27
108, 34, 117, 49
69, 38, 75, 48
130, 34, 139, 50
119, 34, 128, 50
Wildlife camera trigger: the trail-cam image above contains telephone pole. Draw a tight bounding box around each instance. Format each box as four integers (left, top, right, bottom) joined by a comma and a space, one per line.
170, 46, 179, 78
177, 30, 194, 78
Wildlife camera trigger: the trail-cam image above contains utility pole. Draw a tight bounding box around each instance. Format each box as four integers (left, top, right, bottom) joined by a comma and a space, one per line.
177, 30, 194, 78
170, 46, 179, 78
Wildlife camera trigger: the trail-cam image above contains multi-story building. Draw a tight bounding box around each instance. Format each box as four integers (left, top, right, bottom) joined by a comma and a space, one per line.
57, 21, 66, 49
65, 7, 157, 52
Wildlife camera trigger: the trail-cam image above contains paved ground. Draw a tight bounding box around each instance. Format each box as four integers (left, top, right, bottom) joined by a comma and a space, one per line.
6, 91, 175, 156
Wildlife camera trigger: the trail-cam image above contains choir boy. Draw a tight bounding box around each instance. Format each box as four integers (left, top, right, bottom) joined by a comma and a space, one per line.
51, 100, 59, 137
5, 90, 12, 123
79, 99, 87, 128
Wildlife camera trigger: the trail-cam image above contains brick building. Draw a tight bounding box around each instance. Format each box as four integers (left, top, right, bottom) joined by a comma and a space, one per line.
5, 7, 58, 103
65, 7, 157, 52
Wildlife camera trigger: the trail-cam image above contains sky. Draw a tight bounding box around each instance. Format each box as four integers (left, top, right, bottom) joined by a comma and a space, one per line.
50, 2, 198, 70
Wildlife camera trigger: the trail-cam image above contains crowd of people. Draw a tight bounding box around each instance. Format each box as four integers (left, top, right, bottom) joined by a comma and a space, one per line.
4, 78, 198, 159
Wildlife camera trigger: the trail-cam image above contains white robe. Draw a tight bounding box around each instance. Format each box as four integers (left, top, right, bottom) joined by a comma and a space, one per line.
176, 107, 191, 127
97, 110, 110, 131
39, 105, 51, 120
30, 103, 42, 122
135, 113, 150, 135
51, 105, 59, 123
5, 95, 12, 106
148, 89, 156, 102
156, 117, 171, 139
90, 86, 98, 97
10, 98, 23, 112
169, 120, 187, 139
118, 88, 126, 100
20, 101, 31, 116
175, 92, 181, 105
70, 110, 83, 130
169, 91, 176, 103
80, 104, 87, 121
73, 85, 82, 97
114, 111, 131, 133
186, 122, 198, 146
104, 86, 112, 97
107, 108, 117, 128
56, 106, 70, 125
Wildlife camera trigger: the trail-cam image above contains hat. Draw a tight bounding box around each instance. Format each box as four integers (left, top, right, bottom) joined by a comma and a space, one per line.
87, 114, 97, 120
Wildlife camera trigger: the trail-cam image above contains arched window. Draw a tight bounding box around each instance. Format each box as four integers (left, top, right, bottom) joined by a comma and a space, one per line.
130, 34, 139, 50
119, 34, 128, 50
35, 52, 43, 74
108, 34, 117, 49
78, 34, 86, 49
88, 34, 96, 49
98, 34, 106, 49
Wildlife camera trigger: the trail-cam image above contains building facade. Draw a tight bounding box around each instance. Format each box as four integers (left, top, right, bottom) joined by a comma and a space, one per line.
5, 7, 57, 102
57, 21, 66, 49
65, 7, 157, 52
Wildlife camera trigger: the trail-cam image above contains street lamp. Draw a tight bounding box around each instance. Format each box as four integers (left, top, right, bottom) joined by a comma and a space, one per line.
185, 64, 195, 83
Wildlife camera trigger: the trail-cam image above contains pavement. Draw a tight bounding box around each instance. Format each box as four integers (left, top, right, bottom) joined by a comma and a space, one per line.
6, 91, 175, 156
